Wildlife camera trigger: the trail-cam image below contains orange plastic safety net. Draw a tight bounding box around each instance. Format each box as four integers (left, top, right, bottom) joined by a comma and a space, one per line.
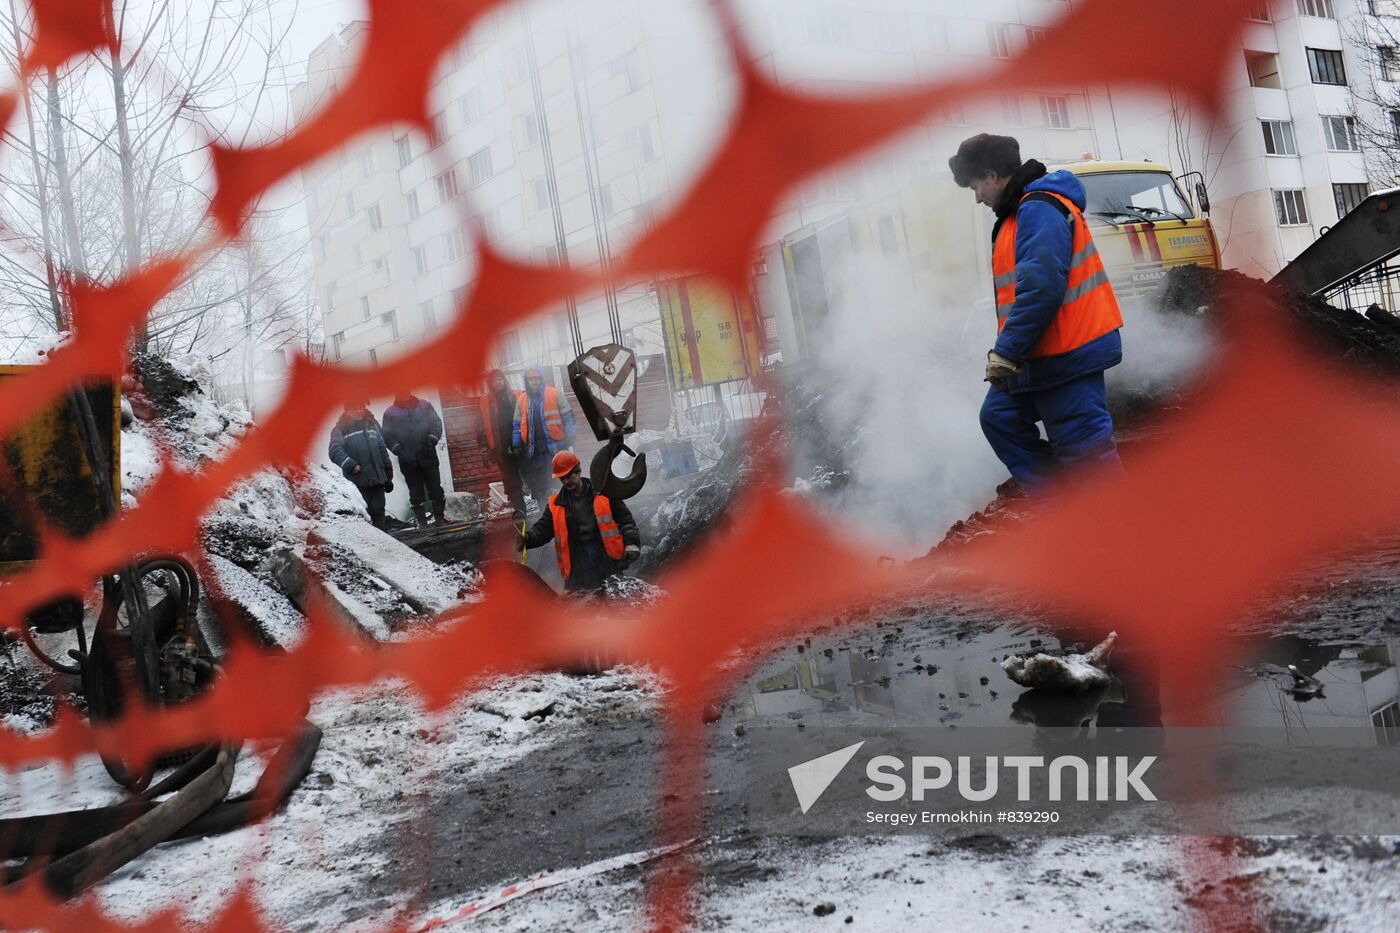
1, 0, 1381, 929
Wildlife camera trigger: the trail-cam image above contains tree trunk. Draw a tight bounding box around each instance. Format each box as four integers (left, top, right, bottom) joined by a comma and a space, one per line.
6, 0, 65, 331
105, 0, 145, 350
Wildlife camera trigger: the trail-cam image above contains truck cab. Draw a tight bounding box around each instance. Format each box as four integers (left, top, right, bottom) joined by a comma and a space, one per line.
1059, 161, 1220, 301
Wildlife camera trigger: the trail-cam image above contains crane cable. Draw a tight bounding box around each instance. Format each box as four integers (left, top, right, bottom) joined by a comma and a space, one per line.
522, 4, 584, 359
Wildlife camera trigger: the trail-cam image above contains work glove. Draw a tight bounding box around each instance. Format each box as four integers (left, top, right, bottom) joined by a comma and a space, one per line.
984, 350, 1022, 391
384, 480, 394, 493
623, 545, 641, 563
345, 461, 361, 478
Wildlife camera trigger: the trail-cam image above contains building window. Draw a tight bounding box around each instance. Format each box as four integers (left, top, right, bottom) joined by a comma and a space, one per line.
803, 8, 855, 46
422, 300, 437, 330
381, 311, 399, 340
407, 190, 420, 220
1379, 46, 1397, 82
598, 183, 615, 217
367, 203, 382, 233
344, 192, 354, 215
1392, 110, 1400, 141
1040, 95, 1072, 129
1025, 27, 1047, 49
1321, 115, 1361, 151
510, 46, 530, 84
468, 147, 494, 185
442, 227, 467, 262
1261, 120, 1297, 155
876, 12, 909, 51
627, 124, 656, 164
937, 103, 967, 125
877, 216, 898, 256
359, 150, 373, 179
501, 329, 522, 362
368, 348, 378, 367
517, 113, 540, 147
1000, 94, 1024, 125
435, 169, 460, 203
433, 109, 449, 138
1297, 0, 1335, 16
372, 256, 388, 283
1273, 188, 1310, 226
463, 84, 486, 123
360, 295, 371, 320
1246, 0, 1272, 20
987, 23, 1012, 59
396, 137, 412, 168
530, 177, 550, 214
452, 286, 467, 308
414, 244, 429, 276
331, 331, 344, 360
1334, 182, 1369, 217
1246, 50, 1283, 88
1306, 47, 1347, 85
316, 236, 327, 260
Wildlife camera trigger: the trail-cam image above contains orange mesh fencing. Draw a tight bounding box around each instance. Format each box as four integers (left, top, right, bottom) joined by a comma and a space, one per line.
0, 0, 1358, 929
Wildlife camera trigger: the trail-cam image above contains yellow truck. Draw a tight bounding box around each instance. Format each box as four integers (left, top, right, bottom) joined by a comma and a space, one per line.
762, 160, 1220, 360
1060, 160, 1220, 300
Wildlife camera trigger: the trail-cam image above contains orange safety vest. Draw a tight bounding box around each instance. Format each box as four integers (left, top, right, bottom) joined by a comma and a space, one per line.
992, 191, 1124, 358
517, 386, 567, 446
549, 493, 626, 580
479, 394, 500, 451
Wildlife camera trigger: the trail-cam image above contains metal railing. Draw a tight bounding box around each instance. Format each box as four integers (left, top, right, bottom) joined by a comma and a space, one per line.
1324, 259, 1400, 314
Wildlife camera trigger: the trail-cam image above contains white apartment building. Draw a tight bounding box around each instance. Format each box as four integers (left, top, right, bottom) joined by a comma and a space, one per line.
1096, 0, 1400, 279
294, 0, 1096, 378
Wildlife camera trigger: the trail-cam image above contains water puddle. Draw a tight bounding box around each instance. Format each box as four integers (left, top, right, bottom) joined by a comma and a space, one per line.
738, 626, 1400, 740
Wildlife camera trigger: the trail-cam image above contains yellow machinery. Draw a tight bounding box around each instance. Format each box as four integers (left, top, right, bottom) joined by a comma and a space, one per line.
1060, 160, 1220, 300
0, 367, 120, 570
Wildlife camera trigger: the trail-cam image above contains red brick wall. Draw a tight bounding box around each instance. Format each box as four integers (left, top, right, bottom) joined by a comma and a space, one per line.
443, 354, 674, 498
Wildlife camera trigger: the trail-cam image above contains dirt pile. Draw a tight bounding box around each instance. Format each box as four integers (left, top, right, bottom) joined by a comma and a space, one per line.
1157, 264, 1400, 375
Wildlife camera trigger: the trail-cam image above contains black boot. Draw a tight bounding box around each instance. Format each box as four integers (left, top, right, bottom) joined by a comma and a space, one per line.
411, 505, 429, 529
433, 504, 454, 526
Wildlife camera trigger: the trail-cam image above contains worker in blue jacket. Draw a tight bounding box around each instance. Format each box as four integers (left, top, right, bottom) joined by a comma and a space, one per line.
950, 134, 1125, 495
382, 393, 452, 528
329, 400, 394, 529
511, 368, 577, 507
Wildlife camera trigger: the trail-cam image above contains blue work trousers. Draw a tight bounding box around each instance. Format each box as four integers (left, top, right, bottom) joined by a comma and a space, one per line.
979, 372, 1121, 494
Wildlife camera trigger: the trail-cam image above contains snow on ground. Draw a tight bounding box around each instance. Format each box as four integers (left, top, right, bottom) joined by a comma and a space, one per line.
80, 670, 662, 931
448, 832, 1399, 932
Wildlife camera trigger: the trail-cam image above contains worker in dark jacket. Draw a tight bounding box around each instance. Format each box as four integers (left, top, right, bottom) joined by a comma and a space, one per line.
382, 393, 452, 528
329, 400, 394, 529
950, 134, 1125, 494
523, 451, 641, 593
477, 370, 527, 517
512, 367, 576, 506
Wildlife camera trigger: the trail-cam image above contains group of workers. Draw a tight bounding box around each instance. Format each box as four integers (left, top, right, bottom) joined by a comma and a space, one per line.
329, 370, 641, 595
329, 133, 1121, 596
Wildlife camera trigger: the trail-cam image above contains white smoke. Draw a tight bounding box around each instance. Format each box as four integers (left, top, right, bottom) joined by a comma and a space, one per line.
1108, 297, 1216, 400
801, 250, 1006, 556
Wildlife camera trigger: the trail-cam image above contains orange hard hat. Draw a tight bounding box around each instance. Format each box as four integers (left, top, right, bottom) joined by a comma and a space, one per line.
551, 450, 581, 478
